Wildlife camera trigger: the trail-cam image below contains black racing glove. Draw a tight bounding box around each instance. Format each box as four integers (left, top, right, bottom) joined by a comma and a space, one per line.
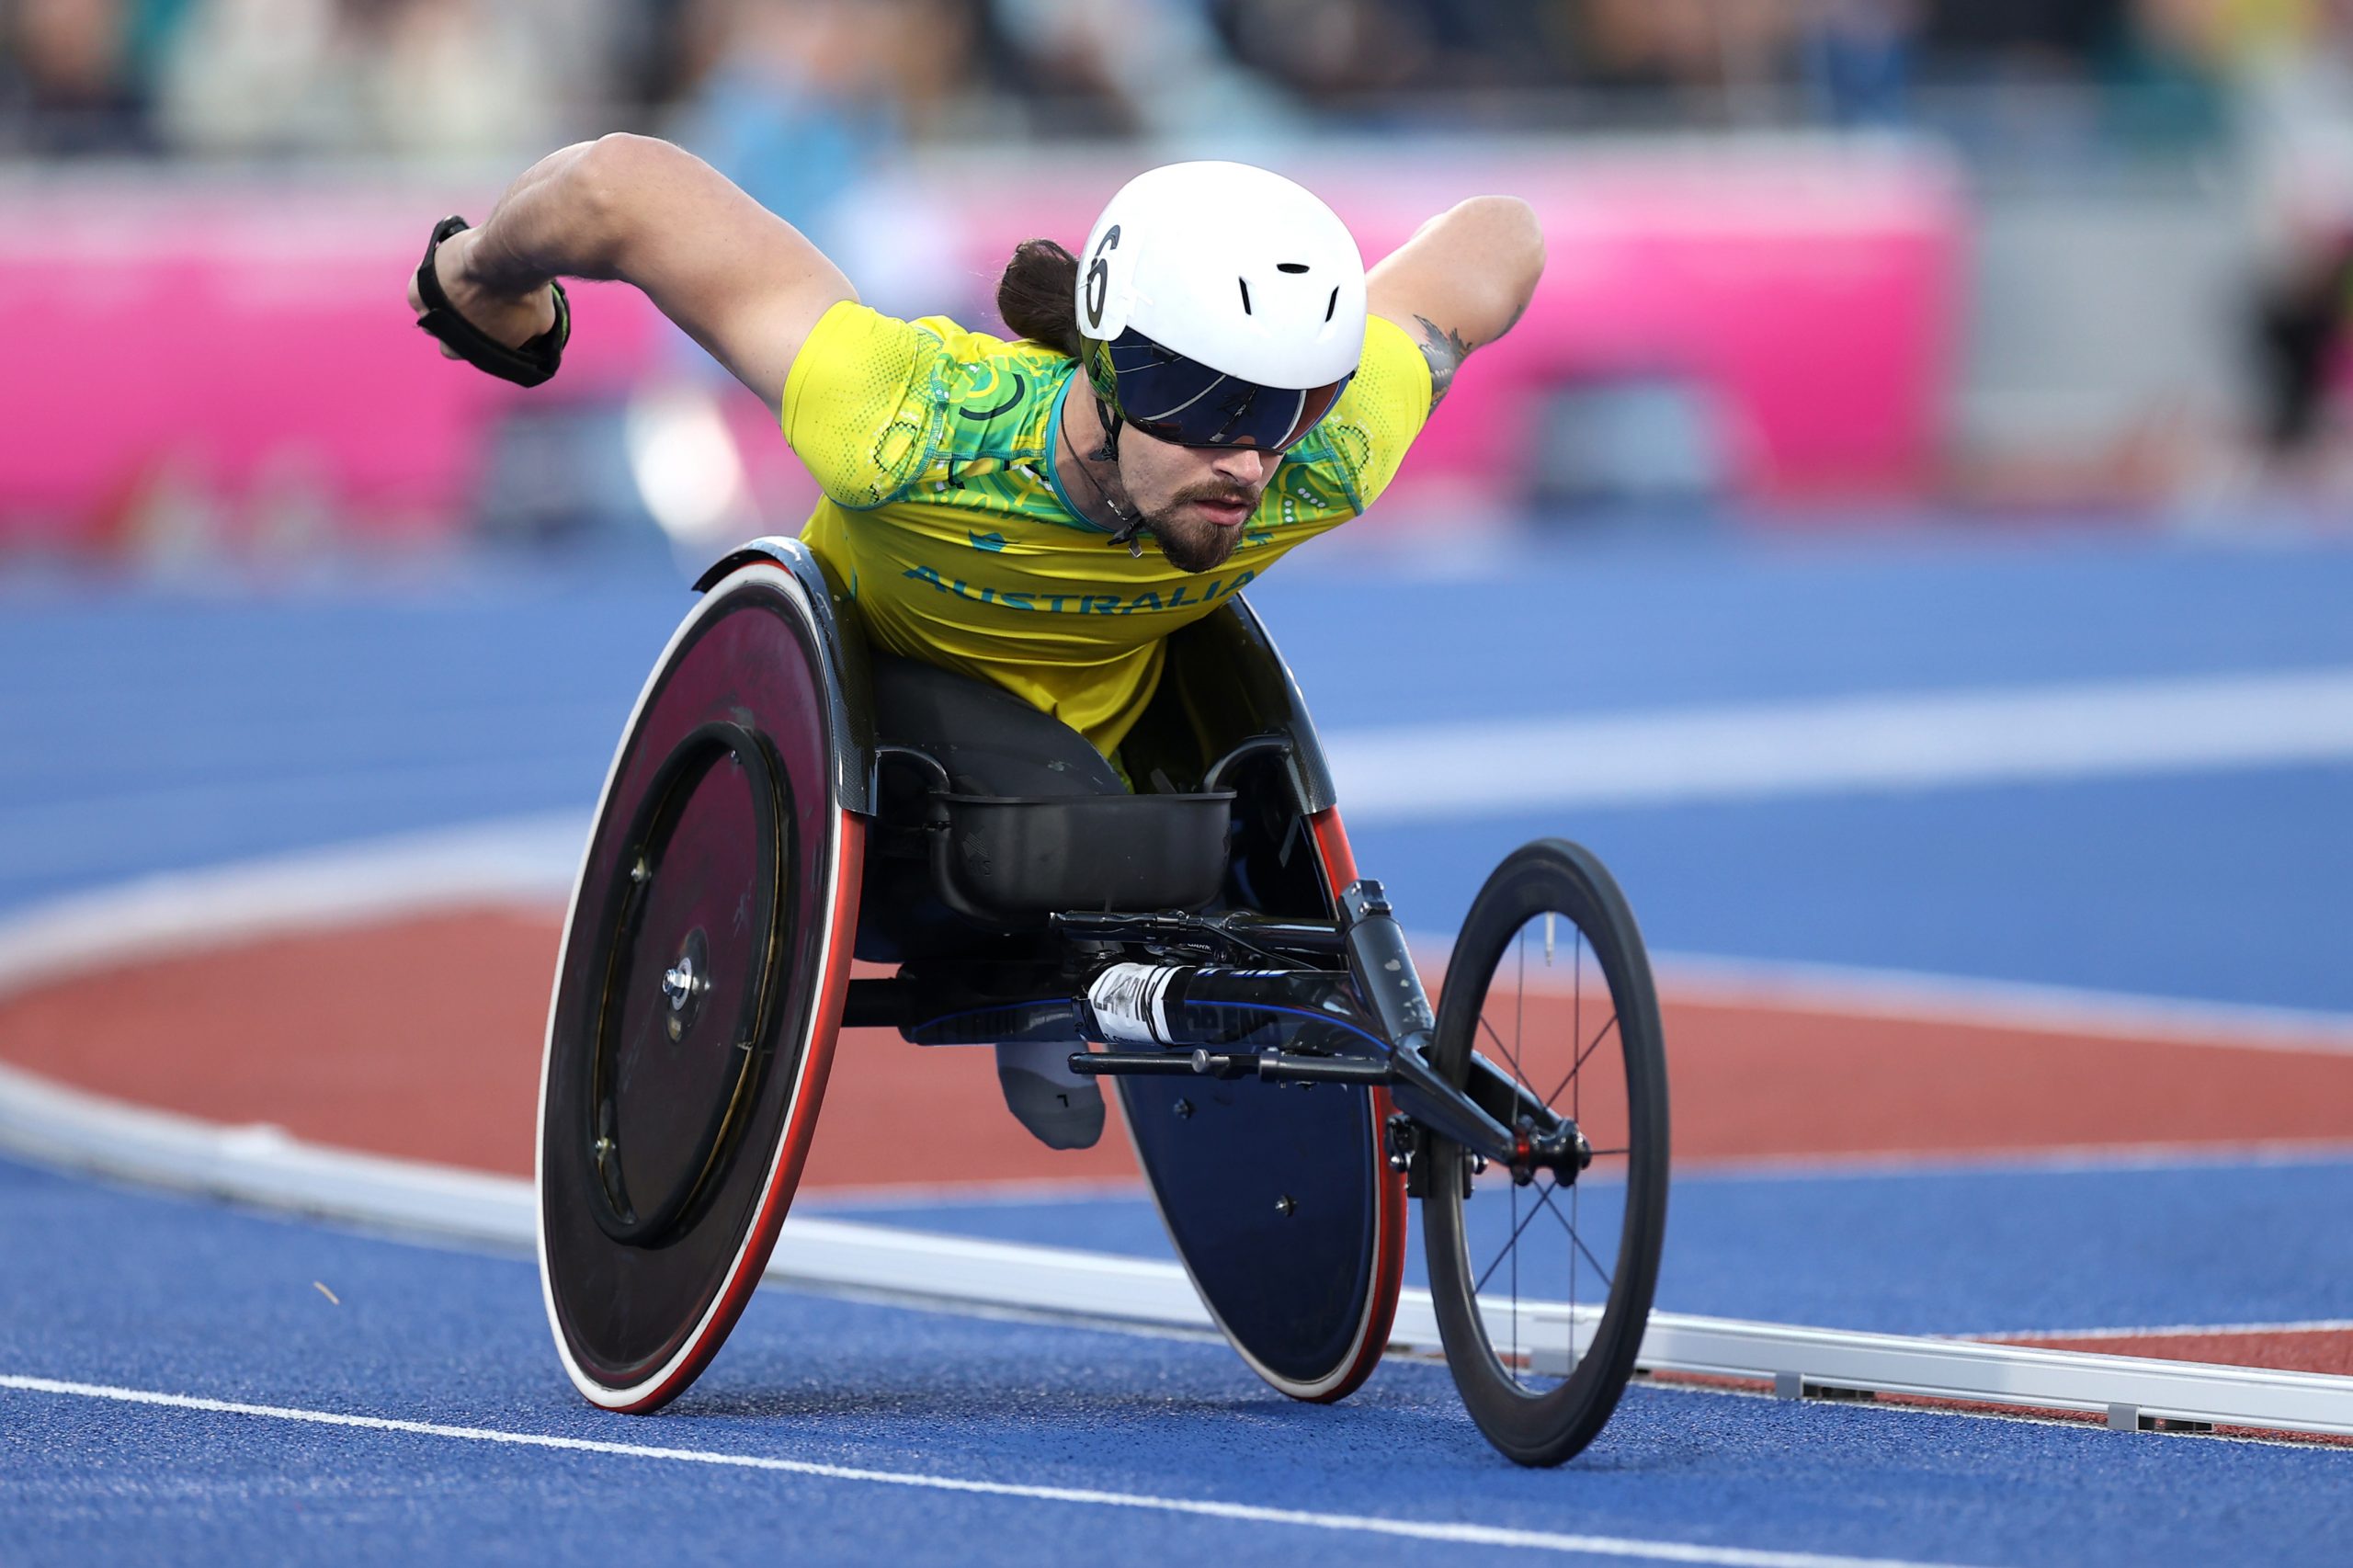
412, 215, 571, 388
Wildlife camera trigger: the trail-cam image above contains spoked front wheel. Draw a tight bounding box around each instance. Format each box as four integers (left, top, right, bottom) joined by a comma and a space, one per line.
1425, 839, 1669, 1466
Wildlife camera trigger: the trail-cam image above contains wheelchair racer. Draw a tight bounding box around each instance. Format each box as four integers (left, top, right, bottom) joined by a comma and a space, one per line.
410, 139, 1545, 1152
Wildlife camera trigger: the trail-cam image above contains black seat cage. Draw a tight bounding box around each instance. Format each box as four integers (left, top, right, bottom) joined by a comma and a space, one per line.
695, 538, 1586, 1181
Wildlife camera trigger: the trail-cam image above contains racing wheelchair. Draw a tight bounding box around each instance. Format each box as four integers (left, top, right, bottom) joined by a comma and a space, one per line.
535, 538, 1669, 1467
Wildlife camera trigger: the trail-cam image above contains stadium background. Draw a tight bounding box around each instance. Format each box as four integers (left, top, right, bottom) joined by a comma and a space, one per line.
5, 3, 2353, 1563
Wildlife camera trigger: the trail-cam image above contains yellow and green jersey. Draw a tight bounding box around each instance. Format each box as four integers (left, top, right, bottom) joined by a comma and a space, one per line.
780, 301, 1431, 756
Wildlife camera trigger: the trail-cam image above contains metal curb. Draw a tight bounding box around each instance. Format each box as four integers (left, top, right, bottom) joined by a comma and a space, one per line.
5, 1058, 2348, 1439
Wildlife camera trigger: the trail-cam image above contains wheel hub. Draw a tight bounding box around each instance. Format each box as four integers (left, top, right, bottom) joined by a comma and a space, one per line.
1511, 1117, 1591, 1186
659, 929, 711, 1040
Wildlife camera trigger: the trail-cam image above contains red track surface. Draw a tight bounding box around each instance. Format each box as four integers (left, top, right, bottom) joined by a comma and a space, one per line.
0, 907, 1138, 1190
11, 906, 2352, 1182
7, 905, 2353, 1380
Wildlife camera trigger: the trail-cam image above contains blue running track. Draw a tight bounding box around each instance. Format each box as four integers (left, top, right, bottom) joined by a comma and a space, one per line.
6, 1157, 2352, 1568
5, 528, 2353, 1563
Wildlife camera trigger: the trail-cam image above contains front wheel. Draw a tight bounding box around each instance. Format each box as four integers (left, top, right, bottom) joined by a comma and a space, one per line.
1424, 839, 1669, 1466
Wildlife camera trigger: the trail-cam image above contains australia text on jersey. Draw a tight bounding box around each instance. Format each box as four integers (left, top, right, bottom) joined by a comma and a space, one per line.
900, 564, 1260, 615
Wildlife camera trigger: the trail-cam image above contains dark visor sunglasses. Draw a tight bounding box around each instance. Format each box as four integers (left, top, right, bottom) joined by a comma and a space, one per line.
1087, 329, 1351, 452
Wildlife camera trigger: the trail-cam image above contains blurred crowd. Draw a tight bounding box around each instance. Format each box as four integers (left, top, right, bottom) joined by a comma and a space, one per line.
6, 0, 2352, 162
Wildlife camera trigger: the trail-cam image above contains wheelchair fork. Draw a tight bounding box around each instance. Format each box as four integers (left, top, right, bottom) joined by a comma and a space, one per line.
1333, 881, 1587, 1181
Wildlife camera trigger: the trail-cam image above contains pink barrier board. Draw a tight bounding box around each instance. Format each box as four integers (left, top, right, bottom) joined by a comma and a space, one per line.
0, 145, 1960, 550
0, 185, 665, 550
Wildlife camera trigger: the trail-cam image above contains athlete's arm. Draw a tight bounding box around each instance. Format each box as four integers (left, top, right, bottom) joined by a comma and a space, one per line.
1365, 196, 1545, 411
407, 134, 857, 407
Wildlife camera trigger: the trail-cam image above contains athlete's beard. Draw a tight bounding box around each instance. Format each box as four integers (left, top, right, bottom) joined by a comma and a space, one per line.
1142, 482, 1259, 573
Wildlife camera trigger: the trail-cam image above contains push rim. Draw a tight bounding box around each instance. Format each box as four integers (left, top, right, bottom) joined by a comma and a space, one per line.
1424, 838, 1669, 1467
579, 720, 791, 1248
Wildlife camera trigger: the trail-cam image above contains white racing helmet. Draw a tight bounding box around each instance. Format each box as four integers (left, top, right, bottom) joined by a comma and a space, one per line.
1075, 161, 1367, 453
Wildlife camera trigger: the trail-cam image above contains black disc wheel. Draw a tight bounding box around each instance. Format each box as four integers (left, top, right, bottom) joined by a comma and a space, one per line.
1117, 808, 1405, 1403
1425, 839, 1669, 1466
538, 560, 863, 1413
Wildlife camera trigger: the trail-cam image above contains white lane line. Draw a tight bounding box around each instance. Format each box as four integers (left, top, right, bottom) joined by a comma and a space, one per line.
1325, 668, 2353, 820
0, 1373, 1975, 1568
0, 767, 584, 883
1669, 1141, 2353, 1184
0, 812, 585, 990
1648, 952, 2353, 1056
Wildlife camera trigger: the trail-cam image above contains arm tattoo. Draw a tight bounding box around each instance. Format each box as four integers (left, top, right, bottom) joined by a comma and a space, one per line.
1413, 314, 1475, 412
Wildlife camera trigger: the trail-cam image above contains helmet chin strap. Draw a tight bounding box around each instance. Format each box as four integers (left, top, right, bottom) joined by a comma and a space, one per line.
1088, 397, 1123, 463
1068, 394, 1148, 557
1092, 400, 1151, 556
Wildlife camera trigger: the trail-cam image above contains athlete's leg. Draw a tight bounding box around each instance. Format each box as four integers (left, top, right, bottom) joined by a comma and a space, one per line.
868, 653, 1126, 796
868, 654, 1120, 1149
